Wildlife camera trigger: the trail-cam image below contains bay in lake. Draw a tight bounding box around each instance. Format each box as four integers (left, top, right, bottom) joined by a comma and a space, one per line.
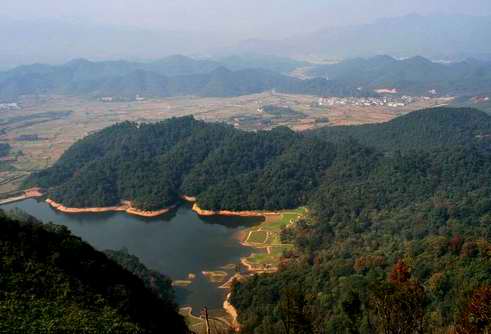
0, 198, 263, 311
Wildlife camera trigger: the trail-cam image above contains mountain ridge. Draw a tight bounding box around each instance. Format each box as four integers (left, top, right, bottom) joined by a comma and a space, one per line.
306, 55, 491, 95
0, 57, 370, 100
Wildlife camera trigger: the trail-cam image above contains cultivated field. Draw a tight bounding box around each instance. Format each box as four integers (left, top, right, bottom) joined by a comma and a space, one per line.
241, 208, 306, 272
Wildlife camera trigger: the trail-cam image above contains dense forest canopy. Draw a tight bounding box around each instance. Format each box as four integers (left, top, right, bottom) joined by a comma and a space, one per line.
0, 209, 187, 333
230, 109, 491, 334
104, 249, 177, 308
25, 116, 336, 210
26, 107, 491, 214
309, 107, 491, 151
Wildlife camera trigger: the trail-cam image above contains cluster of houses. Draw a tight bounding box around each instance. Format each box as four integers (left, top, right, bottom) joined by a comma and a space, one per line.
0, 102, 20, 111
317, 95, 418, 108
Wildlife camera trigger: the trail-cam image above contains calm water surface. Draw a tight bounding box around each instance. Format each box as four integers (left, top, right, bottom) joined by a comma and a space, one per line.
0, 199, 263, 311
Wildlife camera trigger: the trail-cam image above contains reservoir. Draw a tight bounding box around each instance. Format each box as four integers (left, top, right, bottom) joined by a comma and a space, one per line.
0, 198, 263, 311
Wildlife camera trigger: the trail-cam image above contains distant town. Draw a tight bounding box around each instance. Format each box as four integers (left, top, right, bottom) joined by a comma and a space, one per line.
318, 95, 435, 108
0, 103, 20, 111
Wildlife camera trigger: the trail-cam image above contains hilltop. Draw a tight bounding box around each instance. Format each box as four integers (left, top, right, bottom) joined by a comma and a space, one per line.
310, 107, 491, 151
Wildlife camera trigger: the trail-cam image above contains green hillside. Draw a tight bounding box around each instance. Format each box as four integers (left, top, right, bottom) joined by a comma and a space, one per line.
231, 114, 491, 334
0, 210, 188, 333
310, 107, 491, 151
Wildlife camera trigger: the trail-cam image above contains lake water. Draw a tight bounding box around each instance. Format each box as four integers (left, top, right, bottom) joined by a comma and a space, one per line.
0, 198, 263, 311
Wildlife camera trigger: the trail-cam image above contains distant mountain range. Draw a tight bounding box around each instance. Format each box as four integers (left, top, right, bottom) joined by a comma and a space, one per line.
2, 53, 491, 100
236, 14, 491, 61
307, 55, 491, 96
0, 56, 368, 100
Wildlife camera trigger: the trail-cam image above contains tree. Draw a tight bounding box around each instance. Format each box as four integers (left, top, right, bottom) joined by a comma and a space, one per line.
278, 286, 314, 334
369, 261, 427, 334
456, 286, 491, 334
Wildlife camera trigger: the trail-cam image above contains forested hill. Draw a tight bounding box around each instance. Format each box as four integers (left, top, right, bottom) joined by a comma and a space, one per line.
0, 210, 188, 333
25, 107, 491, 214
24, 116, 336, 211
310, 107, 491, 151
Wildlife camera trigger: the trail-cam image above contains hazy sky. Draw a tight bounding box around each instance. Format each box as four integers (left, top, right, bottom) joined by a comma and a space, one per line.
2, 0, 491, 39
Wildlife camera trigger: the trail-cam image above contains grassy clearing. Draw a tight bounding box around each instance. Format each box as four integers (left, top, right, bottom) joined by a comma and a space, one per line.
241, 208, 305, 271
262, 208, 306, 232
247, 230, 268, 244
269, 245, 293, 257
247, 252, 271, 265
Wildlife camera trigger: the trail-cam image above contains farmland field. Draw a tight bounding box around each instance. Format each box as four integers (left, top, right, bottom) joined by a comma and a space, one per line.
247, 231, 268, 244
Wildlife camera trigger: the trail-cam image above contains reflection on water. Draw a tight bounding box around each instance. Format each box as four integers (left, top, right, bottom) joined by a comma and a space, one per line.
0, 199, 263, 310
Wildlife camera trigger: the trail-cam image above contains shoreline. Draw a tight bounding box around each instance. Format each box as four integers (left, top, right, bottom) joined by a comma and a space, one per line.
6, 190, 280, 219
6, 191, 284, 330
45, 198, 175, 218
181, 195, 279, 217
4, 190, 288, 331
0, 188, 44, 205
223, 293, 240, 332
191, 202, 279, 218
